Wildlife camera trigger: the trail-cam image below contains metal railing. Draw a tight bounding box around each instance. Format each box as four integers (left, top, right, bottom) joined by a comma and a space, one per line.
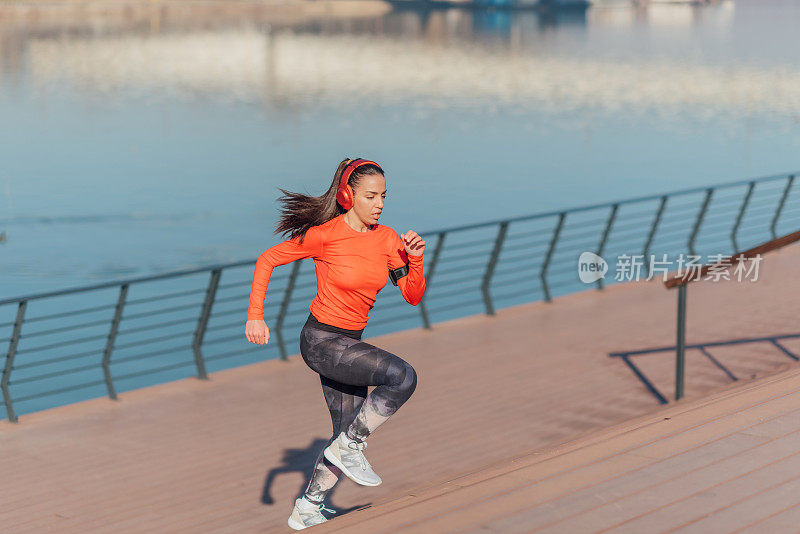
2, 170, 800, 422
664, 228, 800, 401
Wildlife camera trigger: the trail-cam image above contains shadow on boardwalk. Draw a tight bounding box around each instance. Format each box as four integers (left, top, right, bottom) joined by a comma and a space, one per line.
261, 437, 369, 516
611, 331, 800, 404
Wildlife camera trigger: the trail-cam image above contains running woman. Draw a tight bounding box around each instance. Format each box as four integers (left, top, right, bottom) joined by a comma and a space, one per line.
244, 158, 426, 530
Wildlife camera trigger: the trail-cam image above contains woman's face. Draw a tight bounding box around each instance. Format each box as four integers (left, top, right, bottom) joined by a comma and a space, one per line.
351, 173, 386, 225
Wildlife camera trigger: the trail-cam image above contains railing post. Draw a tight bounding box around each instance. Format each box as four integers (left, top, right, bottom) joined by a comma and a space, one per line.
688, 188, 713, 257
275, 261, 301, 361
771, 174, 795, 239
102, 284, 128, 399
731, 181, 755, 252
540, 213, 565, 302
192, 269, 221, 378
481, 222, 509, 316
419, 232, 446, 330
644, 196, 668, 277
597, 204, 619, 290
675, 284, 687, 401
2, 300, 26, 423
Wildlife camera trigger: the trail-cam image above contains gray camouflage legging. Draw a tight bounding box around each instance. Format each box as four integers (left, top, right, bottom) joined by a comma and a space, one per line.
298, 317, 418, 503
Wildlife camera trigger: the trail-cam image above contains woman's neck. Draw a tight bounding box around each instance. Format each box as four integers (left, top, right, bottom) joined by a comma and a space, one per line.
344, 212, 373, 232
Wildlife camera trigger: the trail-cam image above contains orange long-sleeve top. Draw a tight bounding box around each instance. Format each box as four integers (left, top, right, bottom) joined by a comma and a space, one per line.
246, 214, 426, 330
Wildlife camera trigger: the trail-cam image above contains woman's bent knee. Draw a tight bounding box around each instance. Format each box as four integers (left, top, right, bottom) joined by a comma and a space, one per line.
393, 361, 417, 398
407, 364, 418, 397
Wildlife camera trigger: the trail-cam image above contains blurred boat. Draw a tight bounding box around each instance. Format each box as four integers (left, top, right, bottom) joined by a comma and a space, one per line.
385, 0, 592, 11
632, 0, 714, 4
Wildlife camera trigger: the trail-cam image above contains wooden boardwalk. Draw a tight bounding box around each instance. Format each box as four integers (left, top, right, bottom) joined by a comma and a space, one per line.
318, 360, 800, 533
2, 243, 800, 532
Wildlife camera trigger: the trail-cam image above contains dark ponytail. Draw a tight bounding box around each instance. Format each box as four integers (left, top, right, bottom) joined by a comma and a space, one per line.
275, 157, 384, 244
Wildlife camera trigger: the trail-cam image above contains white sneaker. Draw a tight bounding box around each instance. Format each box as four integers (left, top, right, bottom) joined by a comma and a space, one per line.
323, 432, 382, 487
287, 496, 337, 530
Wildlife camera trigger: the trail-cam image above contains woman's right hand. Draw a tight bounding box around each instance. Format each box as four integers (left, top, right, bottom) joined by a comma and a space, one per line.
245, 319, 270, 345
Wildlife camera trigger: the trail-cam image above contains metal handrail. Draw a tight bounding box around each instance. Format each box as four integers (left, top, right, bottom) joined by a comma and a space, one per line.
664, 228, 800, 401
2, 170, 800, 422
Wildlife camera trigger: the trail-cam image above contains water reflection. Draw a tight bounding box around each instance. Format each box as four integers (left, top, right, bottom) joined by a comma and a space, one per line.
2, 0, 800, 300
3, 1, 798, 127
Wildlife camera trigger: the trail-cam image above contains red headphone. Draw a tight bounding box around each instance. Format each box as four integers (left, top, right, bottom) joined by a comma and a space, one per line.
336, 158, 381, 210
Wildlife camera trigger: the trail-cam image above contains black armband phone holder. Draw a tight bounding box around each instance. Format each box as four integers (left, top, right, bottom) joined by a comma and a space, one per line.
388, 263, 409, 286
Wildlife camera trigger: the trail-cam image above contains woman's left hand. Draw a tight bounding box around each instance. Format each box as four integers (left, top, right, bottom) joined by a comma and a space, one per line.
401, 231, 426, 256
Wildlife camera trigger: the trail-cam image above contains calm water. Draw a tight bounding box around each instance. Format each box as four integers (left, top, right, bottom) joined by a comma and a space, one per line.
1, 0, 800, 300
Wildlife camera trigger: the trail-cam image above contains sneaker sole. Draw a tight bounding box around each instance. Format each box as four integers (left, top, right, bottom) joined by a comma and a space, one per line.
323, 444, 382, 487
288, 515, 306, 530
